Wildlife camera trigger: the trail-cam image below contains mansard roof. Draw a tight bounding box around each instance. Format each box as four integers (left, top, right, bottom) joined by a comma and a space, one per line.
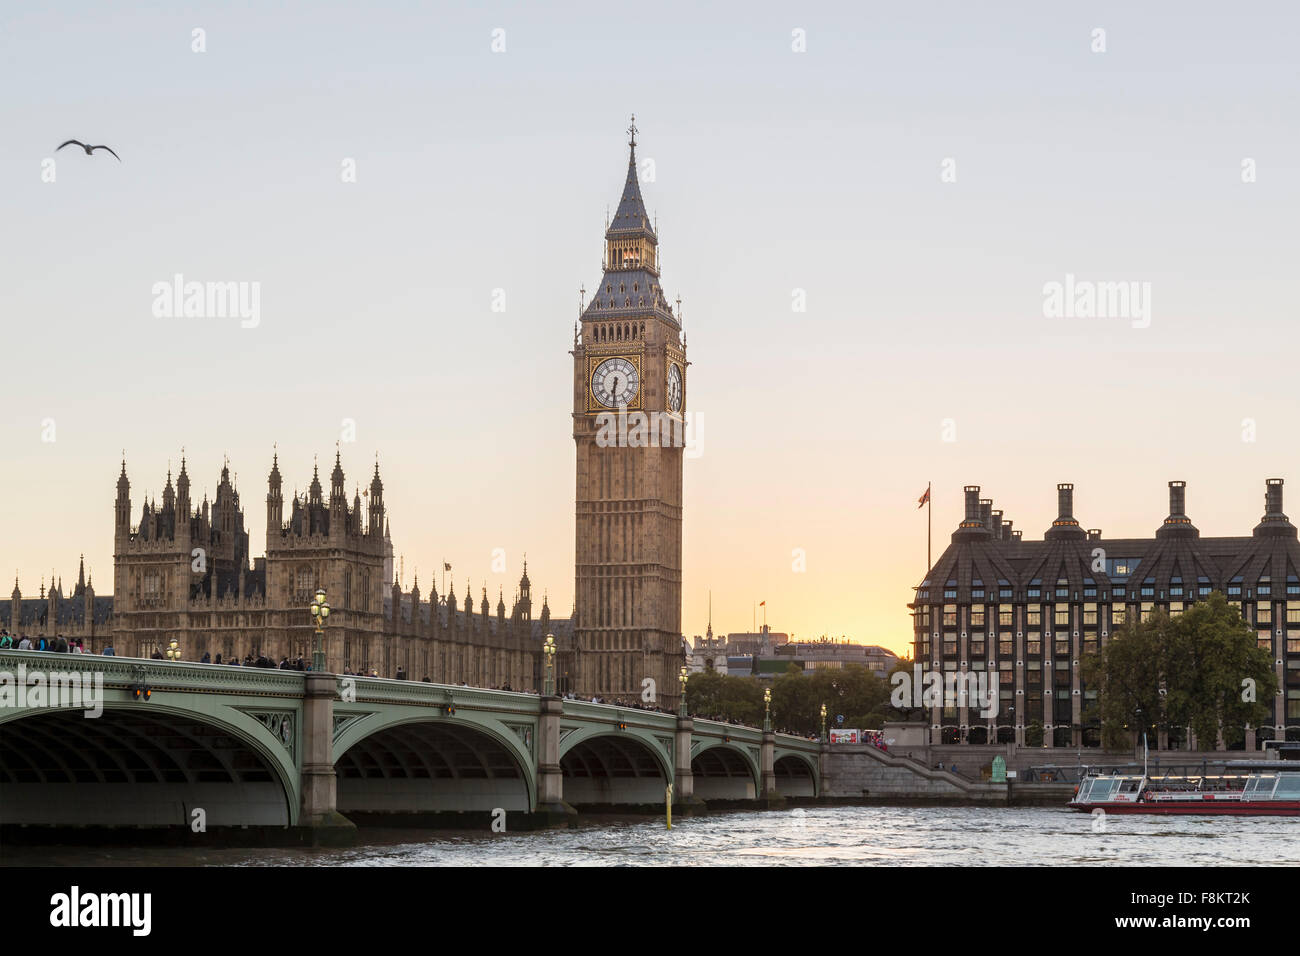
919, 479, 1300, 601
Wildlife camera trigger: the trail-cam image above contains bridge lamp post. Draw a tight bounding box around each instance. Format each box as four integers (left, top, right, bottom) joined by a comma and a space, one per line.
678, 665, 688, 718
763, 687, 772, 733
310, 588, 330, 673
820, 703, 827, 742
165, 639, 181, 662
544, 634, 556, 696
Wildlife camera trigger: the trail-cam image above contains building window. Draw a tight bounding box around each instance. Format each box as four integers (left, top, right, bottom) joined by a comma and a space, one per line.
943, 605, 957, 627
1055, 639, 1069, 657
999, 637, 1013, 656
1027, 608, 1041, 627
1054, 607, 1070, 628
1257, 604, 1272, 625
971, 606, 985, 628
1141, 602, 1155, 622
1083, 603, 1098, 626
1113, 605, 1127, 625
1027, 635, 1042, 655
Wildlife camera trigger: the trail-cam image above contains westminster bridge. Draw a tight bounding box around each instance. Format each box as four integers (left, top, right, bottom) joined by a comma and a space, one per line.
0, 650, 823, 841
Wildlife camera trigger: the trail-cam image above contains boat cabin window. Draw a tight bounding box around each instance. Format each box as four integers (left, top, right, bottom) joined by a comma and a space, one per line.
1243, 776, 1277, 797
1275, 774, 1300, 797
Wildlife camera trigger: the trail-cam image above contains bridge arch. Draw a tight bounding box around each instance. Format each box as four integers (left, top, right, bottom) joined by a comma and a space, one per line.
559, 728, 672, 806
0, 703, 298, 827
333, 714, 536, 814
690, 741, 760, 800
773, 752, 819, 797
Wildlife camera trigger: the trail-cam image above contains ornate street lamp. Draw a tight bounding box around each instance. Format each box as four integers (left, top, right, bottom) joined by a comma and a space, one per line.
543, 634, 556, 696
678, 665, 688, 717
763, 687, 772, 733
820, 703, 827, 742
309, 587, 330, 673
165, 639, 181, 661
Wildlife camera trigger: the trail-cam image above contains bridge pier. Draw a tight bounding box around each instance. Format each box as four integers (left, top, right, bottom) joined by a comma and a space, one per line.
299, 673, 357, 845
758, 729, 786, 807
535, 695, 578, 826
673, 716, 706, 813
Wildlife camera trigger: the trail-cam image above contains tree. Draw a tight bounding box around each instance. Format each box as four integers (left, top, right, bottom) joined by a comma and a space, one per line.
1082, 592, 1276, 750
1163, 592, 1276, 748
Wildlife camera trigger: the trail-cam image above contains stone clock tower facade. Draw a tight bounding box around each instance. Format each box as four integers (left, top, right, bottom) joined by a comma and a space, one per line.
572, 120, 687, 710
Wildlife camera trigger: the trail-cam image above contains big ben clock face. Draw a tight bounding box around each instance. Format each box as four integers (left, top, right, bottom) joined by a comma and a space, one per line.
591, 356, 639, 408
667, 363, 683, 413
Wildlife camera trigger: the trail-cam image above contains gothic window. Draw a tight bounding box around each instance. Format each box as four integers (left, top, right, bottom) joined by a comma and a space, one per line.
624, 298, 631, 307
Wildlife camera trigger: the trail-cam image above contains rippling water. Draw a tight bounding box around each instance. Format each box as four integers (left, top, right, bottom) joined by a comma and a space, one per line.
10, 807, 1299, 866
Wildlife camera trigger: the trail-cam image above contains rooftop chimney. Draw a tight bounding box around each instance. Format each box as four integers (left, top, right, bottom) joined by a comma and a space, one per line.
1157, 479, 1198, 538
1087, 529, 1102, 542
955, 485, 993, 539
1266, 478, 1285, 517
1002, 519, 1014, 541
1254, 478, 1295, 538
1168, 480, 1186, 517
991, 509, 1003, 538
1046, 482, 1084, 539
1057, 483, 1074, 521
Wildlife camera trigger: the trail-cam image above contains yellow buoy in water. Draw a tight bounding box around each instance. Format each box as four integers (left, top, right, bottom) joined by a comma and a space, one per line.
666, 783, 674, 829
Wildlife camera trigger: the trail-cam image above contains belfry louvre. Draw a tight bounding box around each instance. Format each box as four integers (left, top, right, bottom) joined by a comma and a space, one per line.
910, 480, 1300, 748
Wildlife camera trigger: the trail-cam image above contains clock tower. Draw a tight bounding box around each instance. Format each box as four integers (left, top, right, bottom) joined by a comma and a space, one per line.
572, 118, 687, 710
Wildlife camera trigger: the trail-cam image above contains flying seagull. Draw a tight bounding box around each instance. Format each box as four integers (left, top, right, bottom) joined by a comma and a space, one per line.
56, 139, 120, 161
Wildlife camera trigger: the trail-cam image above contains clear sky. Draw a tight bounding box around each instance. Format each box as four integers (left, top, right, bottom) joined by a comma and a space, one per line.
4, 2, 1300, 656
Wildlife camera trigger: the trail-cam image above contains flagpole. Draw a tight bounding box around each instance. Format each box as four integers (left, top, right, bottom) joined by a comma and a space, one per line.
927, 480, 932, 574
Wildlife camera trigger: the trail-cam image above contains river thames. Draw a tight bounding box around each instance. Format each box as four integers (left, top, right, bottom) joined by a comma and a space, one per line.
8, 806, 1298, 866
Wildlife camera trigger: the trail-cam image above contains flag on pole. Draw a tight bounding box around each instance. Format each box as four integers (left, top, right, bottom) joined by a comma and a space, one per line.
759, 601, 766, 607
917, 486, 931, 508
444, 562, 451, 571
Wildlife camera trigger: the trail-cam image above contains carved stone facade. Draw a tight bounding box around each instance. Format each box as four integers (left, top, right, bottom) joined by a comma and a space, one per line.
108, 452, 390, 667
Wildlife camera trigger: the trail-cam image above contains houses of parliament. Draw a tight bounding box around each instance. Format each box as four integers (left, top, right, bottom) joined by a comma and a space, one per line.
1, 123, 689, 709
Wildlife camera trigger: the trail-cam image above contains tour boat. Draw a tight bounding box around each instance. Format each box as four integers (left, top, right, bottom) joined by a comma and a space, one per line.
1069, 767, 1300, 816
